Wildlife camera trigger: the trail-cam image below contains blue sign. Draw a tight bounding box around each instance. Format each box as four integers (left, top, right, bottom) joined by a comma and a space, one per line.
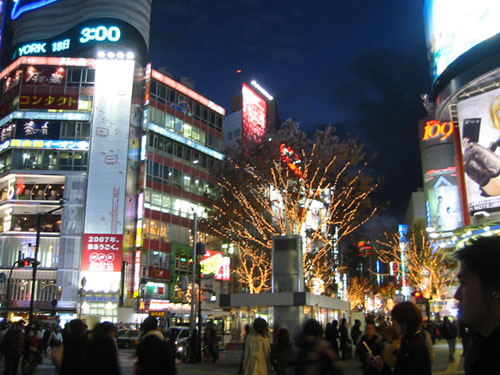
10, 0, 62, 20
0, 139, 89, 152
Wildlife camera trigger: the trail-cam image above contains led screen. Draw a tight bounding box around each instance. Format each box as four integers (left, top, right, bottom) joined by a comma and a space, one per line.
424, 0, 500, 84
242, 83, 266, 143
457, 87, 500, 214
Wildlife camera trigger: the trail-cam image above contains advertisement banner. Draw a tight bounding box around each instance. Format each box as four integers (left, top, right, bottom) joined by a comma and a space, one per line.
242, 83, 266, 143
18, 94, 78, 110
81, 234, 122, 272
23, 66, 66, 86
14, 120, 60, 139
418, 118, 463, 231
457, 87, 500, 213
424, 1, 500, 84
83, 59, 135, 281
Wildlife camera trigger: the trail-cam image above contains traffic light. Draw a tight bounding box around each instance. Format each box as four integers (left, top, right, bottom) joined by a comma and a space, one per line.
19, 258, 40, 267
411, 289, 425, 304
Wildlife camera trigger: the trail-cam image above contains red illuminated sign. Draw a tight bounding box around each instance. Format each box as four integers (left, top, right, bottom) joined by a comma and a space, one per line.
200, 250, 231, 281
18, 94, 78, 110
81, 234, 122, 272
422, 120, 454, 141
280, 144, 305, 179
242, 83, 267, 143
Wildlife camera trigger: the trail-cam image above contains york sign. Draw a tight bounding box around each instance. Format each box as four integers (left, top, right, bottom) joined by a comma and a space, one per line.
18, 43, 46, 57
422, 120, 454, 141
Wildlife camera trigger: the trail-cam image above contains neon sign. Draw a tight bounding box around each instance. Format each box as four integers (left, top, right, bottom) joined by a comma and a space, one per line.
422, 120, 454, 141
280, 143, 305, 179
10, 0, 61, 20
80, 26, 121, 43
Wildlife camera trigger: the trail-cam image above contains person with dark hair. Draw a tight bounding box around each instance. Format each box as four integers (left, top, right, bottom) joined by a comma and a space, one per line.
338, 318, 350, 360
350, 319, 362, 346
271, 328, 292, 375
453, 237, 500, 374
295, 319, 343, 375
86, 321, 120, 375
390, 302, 431, 375
243, 317, 271, 375
60, 319, 88, 375
135, 316, 176, 375
440, 317, 457, 362
3, 320, 26, 375
203, 321, 218, 363
21, 327, 39, 375
325, 321, 339, 355
355, 321, 383, 375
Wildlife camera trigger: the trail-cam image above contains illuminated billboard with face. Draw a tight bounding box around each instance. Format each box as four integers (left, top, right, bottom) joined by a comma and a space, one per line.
242, 83, 267, 143
457, 87, 500, 214
424, 1, 500, 84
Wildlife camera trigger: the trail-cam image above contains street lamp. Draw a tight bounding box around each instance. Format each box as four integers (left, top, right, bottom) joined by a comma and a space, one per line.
28, 200, 64, 324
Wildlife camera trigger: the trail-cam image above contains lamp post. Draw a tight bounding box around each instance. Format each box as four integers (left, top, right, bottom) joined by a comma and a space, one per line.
189, 213, 198, 336
28, 202, 64, 325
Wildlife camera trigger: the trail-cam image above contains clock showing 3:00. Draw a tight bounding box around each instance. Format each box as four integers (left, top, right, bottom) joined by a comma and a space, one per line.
79, 26, 121, 44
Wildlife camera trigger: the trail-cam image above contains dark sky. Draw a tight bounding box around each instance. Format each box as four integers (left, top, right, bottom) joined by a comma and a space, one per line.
148, 0, 430, 221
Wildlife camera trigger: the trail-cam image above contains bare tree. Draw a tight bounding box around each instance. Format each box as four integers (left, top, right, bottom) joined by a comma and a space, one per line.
208, 121, 378, 293
347, 277, 371, 311
375, 228, 456, 300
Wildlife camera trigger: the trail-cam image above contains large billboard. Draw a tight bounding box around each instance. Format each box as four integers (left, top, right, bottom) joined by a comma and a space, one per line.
242, 83, 267, 143
424, 1, 500, 84
82, 59, 135, 290
418, 118, 463, 231
457, 87, 500, 214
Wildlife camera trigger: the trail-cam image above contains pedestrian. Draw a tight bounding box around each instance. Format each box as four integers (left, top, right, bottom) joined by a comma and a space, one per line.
21, 327, 39, 375
338, 318, 350, 360
135, 316, 176, 375
237, 324, 250, 374
389, 301, 431, 375
350, 319, 362, 346
271, 328, 292, 375
453, 237, 500, 374
243, 317, 271, 375
295, 319, 344, 375
2, 320, 26, 375
325, 321, 339, 355
59, 319, 88, 375
203, 321, 218, 363
41, 325, 52, 354
86, 321, 120, 375
440, 317, 457, 362
355, 320, 384, 375
48, 325, 63, 348
380, 325, 401, 371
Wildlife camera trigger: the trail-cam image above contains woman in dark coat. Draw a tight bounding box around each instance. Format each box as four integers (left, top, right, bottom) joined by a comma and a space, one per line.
86, 322, 120, 375
272, 328, 292, 375
60, 319, 88, 375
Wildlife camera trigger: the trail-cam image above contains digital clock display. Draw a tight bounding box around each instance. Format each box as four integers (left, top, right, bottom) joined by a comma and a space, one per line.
10, 18, 143, 63
79, 26, 121, 44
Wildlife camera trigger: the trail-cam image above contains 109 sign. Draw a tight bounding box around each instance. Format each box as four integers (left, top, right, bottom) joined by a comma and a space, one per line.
422, 120, 454, 141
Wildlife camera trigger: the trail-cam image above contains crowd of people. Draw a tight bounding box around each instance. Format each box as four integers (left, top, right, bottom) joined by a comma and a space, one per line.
0, 236, 498, 375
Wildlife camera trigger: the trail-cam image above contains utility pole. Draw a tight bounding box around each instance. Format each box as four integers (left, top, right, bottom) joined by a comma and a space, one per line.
189, 213, 198, 335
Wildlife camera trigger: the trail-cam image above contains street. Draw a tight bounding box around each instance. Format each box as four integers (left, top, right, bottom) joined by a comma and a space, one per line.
27, 340, 464, 375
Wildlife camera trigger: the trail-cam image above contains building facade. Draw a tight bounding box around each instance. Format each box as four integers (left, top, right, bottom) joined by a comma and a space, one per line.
0, 0, 227, 326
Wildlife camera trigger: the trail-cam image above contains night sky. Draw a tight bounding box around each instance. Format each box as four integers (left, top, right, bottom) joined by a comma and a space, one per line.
148, 1, 431, 222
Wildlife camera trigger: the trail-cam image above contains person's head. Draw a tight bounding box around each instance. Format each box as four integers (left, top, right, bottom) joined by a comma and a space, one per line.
354, 319, 361, 326
141, 316, 158, 333
276, 328, 290, 344
92, 321, 117, 340
15, 320, 25, 331
341, 318, 346, 325
443, 316, 449, 323
332, 320, 338, 327
454, 237, 500, 334
302, 319, 322, 338
391, 302, 422, 336
67, 319, 87, 340
364, 320, 376, 339
252, 317, 268, 336
243, 324, 250, 335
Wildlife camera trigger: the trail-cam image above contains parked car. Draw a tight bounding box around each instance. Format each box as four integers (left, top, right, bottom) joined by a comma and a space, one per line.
166, 326, 191, 360
117, 329, 141, 348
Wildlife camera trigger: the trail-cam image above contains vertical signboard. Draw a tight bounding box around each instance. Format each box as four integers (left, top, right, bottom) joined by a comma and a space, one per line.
82, 59, 135, 289
242, 83, 266, 143
418, 118, 463, 231
457, 87, 500, 214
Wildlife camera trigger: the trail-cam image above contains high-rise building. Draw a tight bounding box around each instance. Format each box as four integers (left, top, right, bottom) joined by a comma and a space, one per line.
0, 0, 226, 325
